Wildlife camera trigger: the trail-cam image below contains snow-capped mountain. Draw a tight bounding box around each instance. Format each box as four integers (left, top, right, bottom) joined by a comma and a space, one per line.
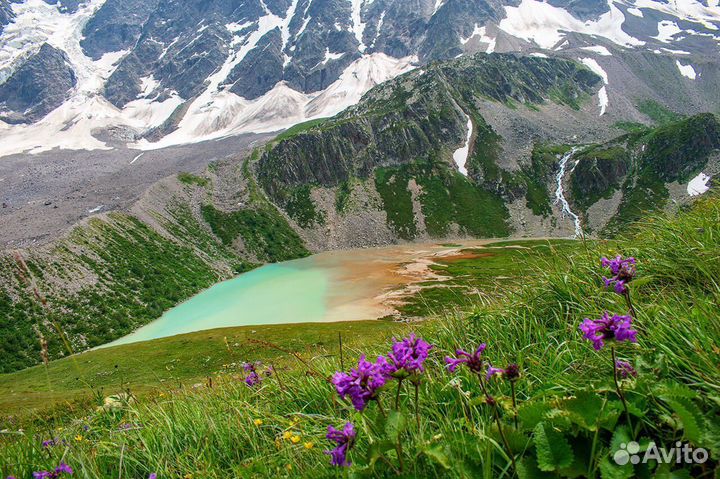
0, 0, 719, 158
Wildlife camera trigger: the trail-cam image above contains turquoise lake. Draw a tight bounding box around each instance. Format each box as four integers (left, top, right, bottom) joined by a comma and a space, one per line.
105, 241, 494, 347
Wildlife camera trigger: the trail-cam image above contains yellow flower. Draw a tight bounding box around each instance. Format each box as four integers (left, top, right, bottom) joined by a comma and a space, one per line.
253, 419, 263, 426
74, 435, 84, 442
290, 435, 301, 444
282, 431, 292, 440
285, 464, 292, 471
184, 474, 193, 479
304, 442, 314, 450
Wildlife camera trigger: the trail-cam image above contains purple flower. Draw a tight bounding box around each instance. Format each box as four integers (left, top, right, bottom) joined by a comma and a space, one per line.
243, 361, 261, 372
325, 422, 356, 467
332, 355, 391, 411
32, 462, 73, 479
42, 438, 57, 448
445, 344, 487, 374
387, 334, 433, 378
8, 476, 17, 479
486, 365, 506, 381
615, 360, 637, 379
55, 464, 72, 475
601, 255, 637, 295
486, 363, 521, 381
580, 312, 638, 350
148, 474, 157, 479
244, 372, 261, 387
243, 362, 263, 386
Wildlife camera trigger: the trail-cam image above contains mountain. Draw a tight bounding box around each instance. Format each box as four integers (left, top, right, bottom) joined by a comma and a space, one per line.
0, 0, 719, 157
2, 50, 718, 373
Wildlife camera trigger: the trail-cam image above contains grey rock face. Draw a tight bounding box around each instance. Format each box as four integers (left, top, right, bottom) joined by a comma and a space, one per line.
81, 0, 161, 60
546, 0, 610, 21
0, 0, 14, 33
0, 43, 76, 124
227, 28, 284, 100
42, 0, 83, 14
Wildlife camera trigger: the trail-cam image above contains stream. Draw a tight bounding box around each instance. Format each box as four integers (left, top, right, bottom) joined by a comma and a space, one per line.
554, 149, 584, 238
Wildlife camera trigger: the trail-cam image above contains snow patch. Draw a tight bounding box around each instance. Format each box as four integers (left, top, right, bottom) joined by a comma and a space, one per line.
676, 60, 697, 79
580, 58, 609, 115
626, 7, 644, 17
687, 172, 711, 196
581, 45, 612, 56
132, 53, 417, 151
654, 20, 682, 42
461, 24, 496, 53
452, 114, 473, 176
350, 0, 367, 52
499, 0, 644, 49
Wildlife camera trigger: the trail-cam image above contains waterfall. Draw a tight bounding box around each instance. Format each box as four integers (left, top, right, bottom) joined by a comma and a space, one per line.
554, 149, 584, 238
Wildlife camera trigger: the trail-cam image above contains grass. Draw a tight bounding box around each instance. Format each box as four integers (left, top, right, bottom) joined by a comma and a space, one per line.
177, 172, 210, 188
201, 204, 309, 262
1, 196, 719, 478
635, 99, 684, 126
0, 320, 402, 414
374, 160, 510, 240
397, 240, 579, 317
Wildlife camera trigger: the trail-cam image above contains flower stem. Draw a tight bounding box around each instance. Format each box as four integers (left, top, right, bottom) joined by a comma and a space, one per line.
623, 290, 637, 318
510, 381, 518, 429
414, 381, 420, 430
395, 379, 403, 410
477, 373, 517, 477
492, 405, 517, 477
611, 346, 633, 434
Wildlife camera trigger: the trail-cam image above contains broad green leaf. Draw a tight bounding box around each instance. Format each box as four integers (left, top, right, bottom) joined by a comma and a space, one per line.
533, 422, 574, 472
518, 401, 552, 431
654, 463, 693, 479
599, 455, 635, 479
421, 444, 452, 470
517, 455, 556, 479
563, 391, 604, 431
660, 396, 704, 443
366, 440, 395, 467
385, 410, 407, 443
610, 425, 632, 454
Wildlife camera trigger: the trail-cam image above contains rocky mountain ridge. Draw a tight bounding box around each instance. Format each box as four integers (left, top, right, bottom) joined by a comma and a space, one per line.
1, 0, 719, 157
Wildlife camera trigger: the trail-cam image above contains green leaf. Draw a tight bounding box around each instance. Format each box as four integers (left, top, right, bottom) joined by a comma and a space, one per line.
654, 463, 693, 479
563, 391, 605, 431
518, 401, 553, 431
517, 455, 556, 479
421, 444, 452, 470
385, 410, 407, 443
599, 455, 635, 479
610, 425, 633, 454
533, 422, 574, 472
660, 396, 704, 443
366, 440, 395, 467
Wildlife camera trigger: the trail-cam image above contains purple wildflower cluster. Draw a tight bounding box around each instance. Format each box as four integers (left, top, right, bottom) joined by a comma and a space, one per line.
445, 344, 486, 374
601, 255, 636, 295
33, 462, 72, 479
579, 312, 638, 351
332, 335, 432, 413
326, 335, 432, 466
387, 333, 433, 379
243, 362, 271, 387
324, 423, 356, 467
332, 355, 391, 411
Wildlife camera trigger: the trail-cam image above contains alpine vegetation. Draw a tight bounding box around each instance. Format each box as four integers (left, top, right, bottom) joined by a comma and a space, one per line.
1, 195, 718, 478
